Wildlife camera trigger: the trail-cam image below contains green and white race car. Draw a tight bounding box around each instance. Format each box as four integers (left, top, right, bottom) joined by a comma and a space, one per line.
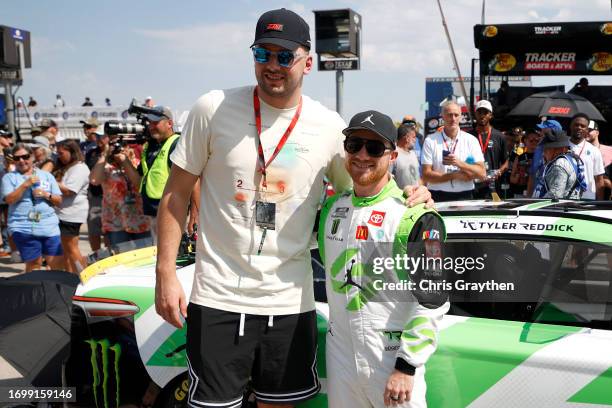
70, 199, 612, 408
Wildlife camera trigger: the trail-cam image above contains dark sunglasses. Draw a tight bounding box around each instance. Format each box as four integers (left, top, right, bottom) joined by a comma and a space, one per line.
344, 137, 391, 158
13, 154, 31, 161
251, 47, 304, 68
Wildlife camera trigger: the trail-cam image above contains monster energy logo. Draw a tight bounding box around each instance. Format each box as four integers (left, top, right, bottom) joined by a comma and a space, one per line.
86, 339, 121, 408
331, 219, 341, 235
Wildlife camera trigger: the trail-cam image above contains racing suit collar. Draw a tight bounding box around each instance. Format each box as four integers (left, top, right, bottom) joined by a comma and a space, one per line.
351, 178, 403, 207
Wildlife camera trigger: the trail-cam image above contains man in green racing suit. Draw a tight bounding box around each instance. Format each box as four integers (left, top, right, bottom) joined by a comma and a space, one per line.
318, 110, 449, 407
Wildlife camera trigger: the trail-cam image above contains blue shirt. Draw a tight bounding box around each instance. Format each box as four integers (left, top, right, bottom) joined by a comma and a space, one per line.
530, 145, 544, 176
1, 170, 62, 236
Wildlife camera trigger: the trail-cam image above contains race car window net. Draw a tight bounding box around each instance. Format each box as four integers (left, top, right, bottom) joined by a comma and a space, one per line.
444, 239, 612, 331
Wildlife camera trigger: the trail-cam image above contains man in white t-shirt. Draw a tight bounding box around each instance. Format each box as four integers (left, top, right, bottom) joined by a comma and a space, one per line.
421, 101, 486, 202
569, 113, 605, 200
154, 8, 433, 408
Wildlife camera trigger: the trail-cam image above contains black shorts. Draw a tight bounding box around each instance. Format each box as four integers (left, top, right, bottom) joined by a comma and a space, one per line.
186, 304, 320, 407
59, 220, 82, 237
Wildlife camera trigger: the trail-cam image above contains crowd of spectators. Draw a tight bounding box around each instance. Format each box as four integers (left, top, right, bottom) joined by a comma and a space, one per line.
391, 100, 610, 202
0, 102, 182, 273
16, 95, 117, 109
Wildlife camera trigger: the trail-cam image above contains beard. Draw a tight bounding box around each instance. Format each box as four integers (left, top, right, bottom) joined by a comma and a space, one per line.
345, 158, 389, 188
256, 68, 303, 100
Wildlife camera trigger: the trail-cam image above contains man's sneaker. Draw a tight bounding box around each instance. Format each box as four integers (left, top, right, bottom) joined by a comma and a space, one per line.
10, 252, 22, 263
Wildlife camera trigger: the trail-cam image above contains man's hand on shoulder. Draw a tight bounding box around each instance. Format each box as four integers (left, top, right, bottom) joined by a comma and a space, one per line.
403, 185, 434, 209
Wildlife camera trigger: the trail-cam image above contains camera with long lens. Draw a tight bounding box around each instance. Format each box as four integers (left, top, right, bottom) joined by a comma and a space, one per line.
104, 98, 158, 158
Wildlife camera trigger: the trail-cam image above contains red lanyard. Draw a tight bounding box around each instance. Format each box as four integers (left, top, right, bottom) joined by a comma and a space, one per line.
576, 141, 586, 158
478, 128, 492, 154
442, 132, 458, 154
253, 87, 302, 188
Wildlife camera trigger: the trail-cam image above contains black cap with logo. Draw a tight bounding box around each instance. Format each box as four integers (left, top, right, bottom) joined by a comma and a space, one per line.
343, 110, 397, 148
252, 8, 311, 51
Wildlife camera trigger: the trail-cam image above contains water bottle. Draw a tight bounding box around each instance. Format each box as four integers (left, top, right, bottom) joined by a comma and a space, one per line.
31, 171, 41, 202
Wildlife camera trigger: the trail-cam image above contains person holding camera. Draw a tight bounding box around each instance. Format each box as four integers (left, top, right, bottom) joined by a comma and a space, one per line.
1, 144, 63, 272
89, 139, 151, 247
120, 106, 179, 241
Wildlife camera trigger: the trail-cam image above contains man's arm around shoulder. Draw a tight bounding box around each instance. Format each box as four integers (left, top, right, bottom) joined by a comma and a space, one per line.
156, 165, 200, 328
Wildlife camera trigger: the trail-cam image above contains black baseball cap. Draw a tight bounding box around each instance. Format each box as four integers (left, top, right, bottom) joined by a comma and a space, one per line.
251, 8, 311, 51
343, 110, 397, 148
541, 129, 571, 149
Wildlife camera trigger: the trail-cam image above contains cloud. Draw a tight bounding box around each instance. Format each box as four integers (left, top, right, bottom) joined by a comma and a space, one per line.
31, 36, 76, 59
342, 0, 610, 75
134, 22, 252, 65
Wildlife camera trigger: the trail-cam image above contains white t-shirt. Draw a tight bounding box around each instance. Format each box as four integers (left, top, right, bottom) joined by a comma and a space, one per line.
171, 85, 352, 315
421, 130, 485, 192
56, 162, 90, 223
570, 140, 604, 200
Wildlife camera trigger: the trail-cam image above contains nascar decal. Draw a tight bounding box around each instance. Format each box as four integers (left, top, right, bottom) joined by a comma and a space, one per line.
444, 215, 612, 243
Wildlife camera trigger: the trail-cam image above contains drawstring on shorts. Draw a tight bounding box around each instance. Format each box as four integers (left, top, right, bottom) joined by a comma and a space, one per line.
238, 313, 245, 337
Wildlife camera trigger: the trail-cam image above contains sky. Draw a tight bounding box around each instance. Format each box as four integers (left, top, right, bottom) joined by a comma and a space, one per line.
3, 0, 611, 125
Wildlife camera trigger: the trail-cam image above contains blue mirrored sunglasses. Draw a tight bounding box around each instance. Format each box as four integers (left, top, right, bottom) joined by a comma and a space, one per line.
251, 47, 302, 68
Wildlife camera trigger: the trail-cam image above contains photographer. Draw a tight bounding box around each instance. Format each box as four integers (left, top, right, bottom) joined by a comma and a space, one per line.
115, 106, 178, 241
89, 138, 151, 247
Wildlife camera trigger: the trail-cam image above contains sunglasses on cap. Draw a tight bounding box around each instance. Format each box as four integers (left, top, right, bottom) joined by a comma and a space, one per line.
13, 153, 31, 161
251, 47, 305, 68
344, 137, 392, 158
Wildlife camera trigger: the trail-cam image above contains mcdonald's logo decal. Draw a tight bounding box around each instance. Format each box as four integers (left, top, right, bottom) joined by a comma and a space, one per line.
355, 226, 369, 240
